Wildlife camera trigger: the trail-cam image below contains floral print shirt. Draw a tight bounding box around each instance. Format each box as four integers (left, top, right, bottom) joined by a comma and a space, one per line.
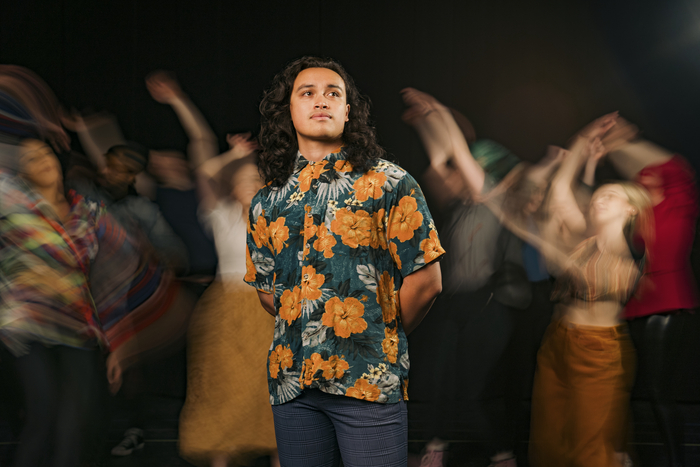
245, 148, 444, 405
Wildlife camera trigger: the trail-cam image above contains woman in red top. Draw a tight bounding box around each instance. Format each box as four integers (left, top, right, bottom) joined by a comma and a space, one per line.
606, 121, 699, 467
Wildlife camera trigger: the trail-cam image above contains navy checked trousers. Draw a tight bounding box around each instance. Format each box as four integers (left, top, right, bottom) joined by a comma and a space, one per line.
271, 389, 408, 467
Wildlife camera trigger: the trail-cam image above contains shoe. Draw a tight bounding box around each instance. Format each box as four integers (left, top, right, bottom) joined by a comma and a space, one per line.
419, 438, 448, 467
111, 428, 144, 456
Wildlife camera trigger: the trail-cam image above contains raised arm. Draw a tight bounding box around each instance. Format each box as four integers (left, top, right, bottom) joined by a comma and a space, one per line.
601, 117, 673, 179
545, 113, 619, 240
194, 133, 258, 211
62, 111, 125, 171
145, 71, 218, 169
401, 88, 485, 198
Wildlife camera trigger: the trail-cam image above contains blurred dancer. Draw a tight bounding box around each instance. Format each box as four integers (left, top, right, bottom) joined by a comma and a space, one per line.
144, 71, 279, 466
246, 57, 444, 467
0, 65, 105, 467
402, 88, 560, 467
604, 120, 699, 467
497, 114, 653, 467
64, 111, 195, 457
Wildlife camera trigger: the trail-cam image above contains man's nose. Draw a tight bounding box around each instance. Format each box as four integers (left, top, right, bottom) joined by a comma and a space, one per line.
314, 99, 328, 109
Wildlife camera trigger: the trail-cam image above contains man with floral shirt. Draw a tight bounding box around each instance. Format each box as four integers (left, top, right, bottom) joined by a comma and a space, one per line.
246, 57, 444, 466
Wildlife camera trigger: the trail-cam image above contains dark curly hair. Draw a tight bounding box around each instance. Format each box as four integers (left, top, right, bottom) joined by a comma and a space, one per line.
258, 56, 386, 187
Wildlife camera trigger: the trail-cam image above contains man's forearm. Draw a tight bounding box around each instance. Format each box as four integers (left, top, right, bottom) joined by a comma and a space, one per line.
398, 261, 442, 335
257, 290, 277, 317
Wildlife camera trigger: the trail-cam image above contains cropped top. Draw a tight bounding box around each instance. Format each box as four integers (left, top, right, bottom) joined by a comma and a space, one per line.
552, 237, 643, 304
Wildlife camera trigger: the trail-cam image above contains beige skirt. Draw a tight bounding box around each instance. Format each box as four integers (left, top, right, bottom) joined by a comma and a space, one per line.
179, 280, 276, 466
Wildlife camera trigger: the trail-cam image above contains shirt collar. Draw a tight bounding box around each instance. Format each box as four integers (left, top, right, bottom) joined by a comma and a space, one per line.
294, 147, 346, 172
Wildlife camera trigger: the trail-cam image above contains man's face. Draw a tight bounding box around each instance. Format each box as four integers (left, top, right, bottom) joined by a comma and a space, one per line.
289, 67, 350, 146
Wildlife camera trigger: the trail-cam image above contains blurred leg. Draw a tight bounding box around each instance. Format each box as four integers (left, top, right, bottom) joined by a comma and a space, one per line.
51, 346, 98, 467
529, 321, 569, 467
13, 343, 58, 467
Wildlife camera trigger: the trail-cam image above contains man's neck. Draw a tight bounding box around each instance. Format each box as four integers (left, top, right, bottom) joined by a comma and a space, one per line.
297, 137, 342, 162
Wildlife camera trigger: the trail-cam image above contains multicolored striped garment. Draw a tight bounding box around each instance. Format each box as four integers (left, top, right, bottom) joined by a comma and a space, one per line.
0, 171, 106, 356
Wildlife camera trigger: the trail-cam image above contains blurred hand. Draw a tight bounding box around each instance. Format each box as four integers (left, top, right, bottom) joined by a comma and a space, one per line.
601, 117, 639, 153
60, 109, 87, 132
578, 111, 619, 140
226, 132, 258, 158
146, 71, 183, 104
400, 88, 442, 125
106, 352, 123, 394
587, 137, 606, 162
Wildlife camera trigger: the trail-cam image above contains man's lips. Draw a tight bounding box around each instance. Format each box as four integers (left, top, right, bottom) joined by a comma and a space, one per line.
311, 113, 331, 119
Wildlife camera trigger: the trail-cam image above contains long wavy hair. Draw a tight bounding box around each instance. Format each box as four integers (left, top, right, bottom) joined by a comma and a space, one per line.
258, 57, 386, 187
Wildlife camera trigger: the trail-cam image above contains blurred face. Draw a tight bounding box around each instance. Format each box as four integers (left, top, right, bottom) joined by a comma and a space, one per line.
148, 151, 190, 185
19, 139, 62, 188
590, 184, 633, 228
101, 149, 142, 196
524, 181, 546, 215
289, 67, 350, 146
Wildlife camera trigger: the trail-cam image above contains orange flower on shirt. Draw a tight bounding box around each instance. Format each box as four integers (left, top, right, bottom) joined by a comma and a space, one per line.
389, 242, 402, 270
301, 265, 324, 301
376, 271, 398, 323
421, 230, 445, 263
278, 287, 302, 325
346, 378, 381, 402
382, 326, 399, 364
252, 215, 270, 249
269, 344, 294, 379
313, 223, 337, 258
298, 161, 328, 192
388, 195, 423, 242
269, 217, 289, 254
353, 170, 387, 202
370, 208, 388, 250
330, 208, 371, 248
302, 353, 327, 387
323, 355, 350, 380
334, 160, 353, 172
244, 246, 256, 282
322, 296, 368, 338
269, 349, 280, 379
277, 345, 294, 371
303, 205, 318, 241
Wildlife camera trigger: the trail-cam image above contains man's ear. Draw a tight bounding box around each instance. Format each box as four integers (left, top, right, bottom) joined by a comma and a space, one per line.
345, 104, 350, 123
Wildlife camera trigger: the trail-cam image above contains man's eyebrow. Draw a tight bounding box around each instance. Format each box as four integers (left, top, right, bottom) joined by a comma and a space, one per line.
295, 83, 344, 91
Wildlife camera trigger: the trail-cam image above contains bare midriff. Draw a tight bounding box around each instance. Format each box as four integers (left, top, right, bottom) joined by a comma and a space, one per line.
564, 299, 623, 327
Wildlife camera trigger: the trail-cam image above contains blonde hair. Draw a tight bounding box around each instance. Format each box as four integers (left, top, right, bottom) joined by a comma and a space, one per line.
600, 180, 654, 252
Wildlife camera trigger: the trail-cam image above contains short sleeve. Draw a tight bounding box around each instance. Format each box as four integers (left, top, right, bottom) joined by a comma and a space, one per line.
244, 195, 276, 293
385, 173, 445, 277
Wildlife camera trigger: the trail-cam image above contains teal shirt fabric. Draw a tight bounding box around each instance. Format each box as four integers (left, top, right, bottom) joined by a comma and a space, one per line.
245, 149, 444, 405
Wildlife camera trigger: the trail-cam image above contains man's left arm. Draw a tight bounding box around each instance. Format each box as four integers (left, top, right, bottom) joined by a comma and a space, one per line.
398, 261, 442, 335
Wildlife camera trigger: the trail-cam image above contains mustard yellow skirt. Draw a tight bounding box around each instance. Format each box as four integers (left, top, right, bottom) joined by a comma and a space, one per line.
179, 280, 276, 466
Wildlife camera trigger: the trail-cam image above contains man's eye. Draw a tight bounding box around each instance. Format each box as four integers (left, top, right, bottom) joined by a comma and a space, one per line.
303, 91, 312, 96
328, 92, 339, 97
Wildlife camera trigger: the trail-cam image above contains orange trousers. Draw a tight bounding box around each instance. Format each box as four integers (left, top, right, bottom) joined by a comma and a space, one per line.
529, 319, 635, 467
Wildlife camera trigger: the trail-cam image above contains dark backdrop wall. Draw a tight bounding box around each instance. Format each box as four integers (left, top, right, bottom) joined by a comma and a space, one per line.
3, 0, 700, 408
3, 0, 700, 174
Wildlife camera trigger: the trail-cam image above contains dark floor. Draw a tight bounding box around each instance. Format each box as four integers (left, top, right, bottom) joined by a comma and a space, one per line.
2, 396, 700, 466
